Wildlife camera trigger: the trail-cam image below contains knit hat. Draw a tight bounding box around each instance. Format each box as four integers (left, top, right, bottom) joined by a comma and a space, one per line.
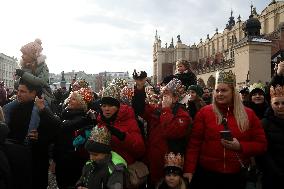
20, 39, 46, 66
187, 85, 203, 97
85, 126, 111, 153
132, 69, 147, 80
164, 152, 184, 176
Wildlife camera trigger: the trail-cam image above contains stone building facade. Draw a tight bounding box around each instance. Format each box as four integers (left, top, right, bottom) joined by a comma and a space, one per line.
153, 0, 284, 89
0, 53, 18, 89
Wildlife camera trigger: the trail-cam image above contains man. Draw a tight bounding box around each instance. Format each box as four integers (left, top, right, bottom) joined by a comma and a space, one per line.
3, 78, 50, 189
202, 87, 212, 105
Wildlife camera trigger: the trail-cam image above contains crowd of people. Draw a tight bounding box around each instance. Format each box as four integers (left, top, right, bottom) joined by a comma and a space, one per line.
0, 39, 283, 189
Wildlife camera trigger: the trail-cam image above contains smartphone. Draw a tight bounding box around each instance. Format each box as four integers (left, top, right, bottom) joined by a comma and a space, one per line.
220, 130, 233, 141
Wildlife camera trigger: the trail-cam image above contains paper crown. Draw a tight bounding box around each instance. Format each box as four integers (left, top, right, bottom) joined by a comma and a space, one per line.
111, 78, 128, 90
73, 78, 89, 88
164, 152, 184, 169
132, 69, 147, 80
216, 70, 236, 85
102, 84, 120, 100
88, 126, 111, 145
270, 85, 284, 98
249, 82, 265, 93
120, 85, 134, 105
78, 87, 94, 103
145, 86, 161, 105
161, 78, 184, 96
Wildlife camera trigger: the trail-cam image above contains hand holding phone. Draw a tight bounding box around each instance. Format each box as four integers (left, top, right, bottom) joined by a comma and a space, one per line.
220, 130, 233, 141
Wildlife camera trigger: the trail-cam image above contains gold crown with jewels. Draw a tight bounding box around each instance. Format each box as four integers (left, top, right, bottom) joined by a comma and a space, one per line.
164, 152, 184, 169
270, 85, 284, 98
216, 70, 236, 85
89, 126, 111, 145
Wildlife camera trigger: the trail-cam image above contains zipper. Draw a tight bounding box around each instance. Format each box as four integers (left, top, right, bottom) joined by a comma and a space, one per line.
223, 148, 226, 171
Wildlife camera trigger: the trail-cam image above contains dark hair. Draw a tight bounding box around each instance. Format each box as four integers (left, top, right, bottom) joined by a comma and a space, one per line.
19, 78, 42, 95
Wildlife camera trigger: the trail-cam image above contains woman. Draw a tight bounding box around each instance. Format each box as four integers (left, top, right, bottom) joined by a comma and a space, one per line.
35, 88, 93, 189
183, 70, 267, 189
133, 78, 191, 186
248, 83, 269, 119
187, 85, 206, 119
259, 84, 284, 189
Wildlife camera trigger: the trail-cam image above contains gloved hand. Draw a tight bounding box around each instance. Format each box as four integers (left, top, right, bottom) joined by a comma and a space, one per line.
106, 125, 126, 141
16, 69, 25, 77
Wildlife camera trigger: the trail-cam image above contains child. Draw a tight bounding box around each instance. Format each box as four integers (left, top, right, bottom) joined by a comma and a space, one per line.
156, 152, 188, 189
15, 38, 54, 105
76, 126, 127, 189
175, 59, 197, 90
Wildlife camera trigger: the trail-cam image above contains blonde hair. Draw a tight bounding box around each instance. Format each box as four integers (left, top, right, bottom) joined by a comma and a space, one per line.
212, 84, 249, 132
64, 91, 88, 112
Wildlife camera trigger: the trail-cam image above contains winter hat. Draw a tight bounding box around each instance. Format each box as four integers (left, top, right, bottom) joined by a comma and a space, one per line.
20, 39, 46, 65
85, 126, 111, 153
187, 85, 203, 97
164, 152, 184, 176
132, 69, 147, 80
101, 85, 120, 108
249, 83, 265, 96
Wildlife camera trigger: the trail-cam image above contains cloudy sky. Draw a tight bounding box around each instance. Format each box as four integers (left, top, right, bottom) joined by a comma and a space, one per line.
0, 0, 269, 75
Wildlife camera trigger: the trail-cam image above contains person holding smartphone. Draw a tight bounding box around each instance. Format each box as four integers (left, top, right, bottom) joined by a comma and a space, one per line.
183, 70, 267, 189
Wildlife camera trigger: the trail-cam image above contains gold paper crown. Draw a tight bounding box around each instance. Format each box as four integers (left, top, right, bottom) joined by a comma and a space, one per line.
249, 83, 265, 93
88, 126, 111, 145
164, 152, 184, 169
216, 70, 236, 85
74, 78, 89, 88
270, 85, 284, 98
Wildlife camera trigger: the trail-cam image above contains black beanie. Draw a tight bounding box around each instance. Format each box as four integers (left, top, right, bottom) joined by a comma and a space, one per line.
101, 97, 120, 108
85, 140, 111, 153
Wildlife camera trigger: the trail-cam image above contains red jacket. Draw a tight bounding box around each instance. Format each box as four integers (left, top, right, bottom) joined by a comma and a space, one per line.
97, 105, 145, 164
142, 104, 191, 184
184, 105, 267, 174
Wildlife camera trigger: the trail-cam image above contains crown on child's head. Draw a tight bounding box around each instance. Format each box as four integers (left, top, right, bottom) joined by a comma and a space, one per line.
270, 85, 284, 98
89, 126, 111, 146
216, 70, 236, 85
164, 152, 184, 169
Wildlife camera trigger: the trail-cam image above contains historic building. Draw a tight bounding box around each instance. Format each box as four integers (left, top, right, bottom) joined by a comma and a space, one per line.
0, 53, 18, 89
153, 0, 284, 89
